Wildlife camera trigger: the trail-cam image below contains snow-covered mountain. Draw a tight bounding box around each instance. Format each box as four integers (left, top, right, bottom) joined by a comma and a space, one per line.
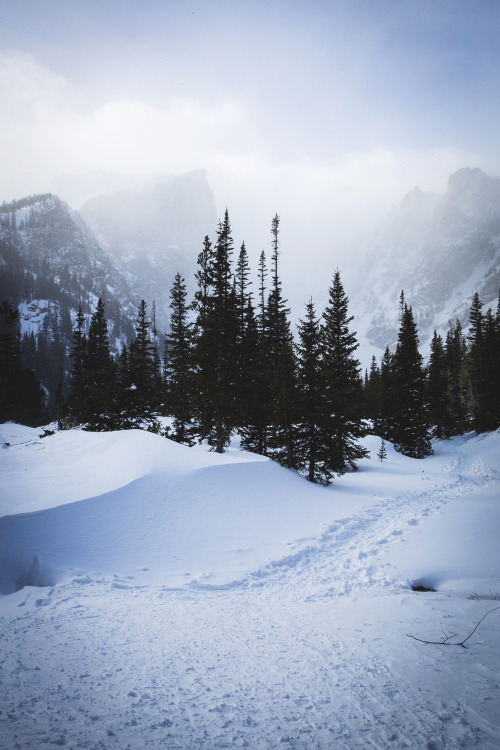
79, 169, 218, 330
0, 194, 139, 409
350, 167, 500, 364
0, 193, 137, 342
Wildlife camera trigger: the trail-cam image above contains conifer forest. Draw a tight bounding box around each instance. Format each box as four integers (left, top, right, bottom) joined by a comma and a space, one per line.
1, 211, 499, 485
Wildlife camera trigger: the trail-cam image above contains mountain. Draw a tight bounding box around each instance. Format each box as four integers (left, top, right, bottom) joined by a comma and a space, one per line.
0, 194, 137, 409
50, 169, 172, 210
79, 169, 218, 330
350, 167, 500, 363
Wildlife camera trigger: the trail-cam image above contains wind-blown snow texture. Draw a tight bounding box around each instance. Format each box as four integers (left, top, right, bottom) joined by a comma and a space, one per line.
1, 425, 499, 749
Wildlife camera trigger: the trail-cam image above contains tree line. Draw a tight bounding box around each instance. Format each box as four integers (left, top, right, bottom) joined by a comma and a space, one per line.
2, 210, 499, 483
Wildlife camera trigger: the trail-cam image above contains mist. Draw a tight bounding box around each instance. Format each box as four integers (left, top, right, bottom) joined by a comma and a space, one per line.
1, 0, 499, 307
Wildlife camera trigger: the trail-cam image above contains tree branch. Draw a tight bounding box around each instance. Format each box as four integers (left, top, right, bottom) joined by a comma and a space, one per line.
406, 606, 500, 648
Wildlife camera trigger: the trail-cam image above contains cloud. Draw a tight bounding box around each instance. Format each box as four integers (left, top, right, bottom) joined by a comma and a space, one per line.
0, 51, 495, 307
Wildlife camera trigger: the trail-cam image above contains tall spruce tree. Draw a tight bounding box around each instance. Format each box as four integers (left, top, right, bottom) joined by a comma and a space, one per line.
295, 299, 330, 483
62, 306, 87, 426
0, 300, 45, 425
427, 331, 450, 438
444, 319, 469, 435
240, 250, 270, 455
466, 292, 500, 432
128, 300, 159, 420
320, 270, 368, 474
165, 273, 195, 444
364, 355, 381, 422
192, 211, 239, 452
265, 215, 298, 469
233, 242, 257, 428
67, 298, 116, 430
467, 292, 485, 431
479, 307, 500, 431
374, 347, 395, 442
392, 304, 431, 457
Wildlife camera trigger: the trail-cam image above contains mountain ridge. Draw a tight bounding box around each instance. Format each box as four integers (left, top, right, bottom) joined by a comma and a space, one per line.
350, 166, 500, 363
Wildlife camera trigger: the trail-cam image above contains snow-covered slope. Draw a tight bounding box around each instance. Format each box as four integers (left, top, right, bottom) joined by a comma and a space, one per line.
0, 193, 137, 343
349, 167, 500, 364
1, 425, 499, 748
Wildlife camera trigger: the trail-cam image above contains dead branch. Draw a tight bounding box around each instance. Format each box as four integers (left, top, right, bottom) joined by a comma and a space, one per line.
406, 606, 500, 649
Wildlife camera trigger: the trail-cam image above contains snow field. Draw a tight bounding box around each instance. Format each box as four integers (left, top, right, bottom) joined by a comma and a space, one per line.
0, 424, 499, 749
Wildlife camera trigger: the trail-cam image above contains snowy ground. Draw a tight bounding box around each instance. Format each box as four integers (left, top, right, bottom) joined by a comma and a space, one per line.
0, 424, 499, 749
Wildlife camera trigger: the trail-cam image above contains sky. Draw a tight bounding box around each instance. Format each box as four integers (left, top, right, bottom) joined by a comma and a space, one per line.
1, 0, 499, 299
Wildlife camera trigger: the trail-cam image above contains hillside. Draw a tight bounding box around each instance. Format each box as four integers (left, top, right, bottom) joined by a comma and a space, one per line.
0, 194, 137, 409
350, 167, 500, 363
0, 424, 499, 748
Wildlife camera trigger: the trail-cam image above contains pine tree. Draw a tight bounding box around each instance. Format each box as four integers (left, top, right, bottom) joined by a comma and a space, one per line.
392, 304, 431, 457
62, 306, 87, 426
364, 355, 381, 422
466, 293, 500, 432
467, 292, 485, 432
240, 250, 270, 455
82, 298, 116, 430
114, 342, 135, 427
0, 300, 45, 426
233, 242, 256, 428
192, 211, 239, 452
427, 331, 449, 438
165, 273, 195, 444
128, 300, 159, 420
444, 319, 469, 435
377, 438, 387, 461
319, 270, 368, 474
374, 347, 395, 442
480, 307, 500, 431
295, 299, 330, 483
192, 235, 216, 441
265, 215, 298, 469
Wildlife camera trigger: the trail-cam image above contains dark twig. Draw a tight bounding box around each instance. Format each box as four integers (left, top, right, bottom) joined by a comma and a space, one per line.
406, 606, 500, 649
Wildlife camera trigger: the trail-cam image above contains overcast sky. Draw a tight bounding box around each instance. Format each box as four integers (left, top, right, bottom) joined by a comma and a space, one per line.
1, 0, 499, 300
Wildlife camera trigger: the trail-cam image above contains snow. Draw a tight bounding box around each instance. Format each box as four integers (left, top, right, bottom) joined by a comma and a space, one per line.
1, 424, 499, 749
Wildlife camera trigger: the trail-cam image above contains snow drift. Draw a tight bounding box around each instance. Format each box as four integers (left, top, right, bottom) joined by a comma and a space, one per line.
1, 423, 499, 749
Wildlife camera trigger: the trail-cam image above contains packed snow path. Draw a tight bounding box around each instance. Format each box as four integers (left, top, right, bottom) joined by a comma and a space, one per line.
1, 426, 499, 749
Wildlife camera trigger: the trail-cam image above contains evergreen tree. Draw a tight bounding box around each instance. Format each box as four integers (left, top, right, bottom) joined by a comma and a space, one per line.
295, 299, 330, 483
239, 250, 270, 455
467, 292, 486, 432
82, 298, 116, 430
427, 331, 449, 438
114, 342, 136, 427
264, 215, 298, 469
444, 319, 469, 435
319, 270, 368, 474
392, 304, 431, 457
480, 307, 500, 431
364, 355, 381, 422
233, 242, 257, 428
192, 211, 239, 452
128, 300, 159, 420
466, 293, 500, 432
0, 300, 45, 425
165, 273, 195, 444
377, 438, 387, 461
374, 346, 395, 442
62, 306, 87, 426
192, 235, 216, 442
